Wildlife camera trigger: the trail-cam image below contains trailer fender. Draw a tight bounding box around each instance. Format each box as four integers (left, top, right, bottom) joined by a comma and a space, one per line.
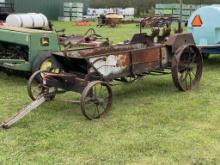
166, 33, 196, 53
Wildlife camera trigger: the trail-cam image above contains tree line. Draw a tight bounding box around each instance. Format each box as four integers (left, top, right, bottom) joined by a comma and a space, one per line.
90, 0, 220, 15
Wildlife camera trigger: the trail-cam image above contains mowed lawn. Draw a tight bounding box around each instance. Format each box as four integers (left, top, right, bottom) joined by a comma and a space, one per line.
1, 22, 220, 164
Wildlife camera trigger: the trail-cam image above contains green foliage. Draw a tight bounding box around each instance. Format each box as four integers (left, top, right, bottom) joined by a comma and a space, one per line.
1, 22, 220, 164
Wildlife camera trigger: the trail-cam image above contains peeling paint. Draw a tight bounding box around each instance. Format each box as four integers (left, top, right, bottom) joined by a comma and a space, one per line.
89, 54, 129, 77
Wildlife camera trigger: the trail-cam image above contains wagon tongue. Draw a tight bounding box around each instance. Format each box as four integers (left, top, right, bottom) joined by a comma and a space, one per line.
0, 96, 47, 130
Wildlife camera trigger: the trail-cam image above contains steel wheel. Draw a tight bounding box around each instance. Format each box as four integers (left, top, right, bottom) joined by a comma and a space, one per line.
27, 71, 56, 101
172, 45, 203, 91
80, 81, 112, 120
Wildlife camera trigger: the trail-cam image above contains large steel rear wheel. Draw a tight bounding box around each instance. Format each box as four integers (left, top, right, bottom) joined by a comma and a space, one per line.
172, 45, 203, 91
80, 81, 112, 120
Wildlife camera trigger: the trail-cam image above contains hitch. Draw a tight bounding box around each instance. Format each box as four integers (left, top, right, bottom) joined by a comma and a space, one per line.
0, 96, 47, 129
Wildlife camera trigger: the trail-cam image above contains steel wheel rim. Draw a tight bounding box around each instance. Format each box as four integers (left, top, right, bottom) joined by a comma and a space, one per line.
81, 81, 112, 120
172, 45, 203, 91
28, 71, 45, 100
27, 71, 56, 101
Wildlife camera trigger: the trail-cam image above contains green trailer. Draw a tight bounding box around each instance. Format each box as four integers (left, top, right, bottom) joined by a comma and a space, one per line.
0, 26, 60, 73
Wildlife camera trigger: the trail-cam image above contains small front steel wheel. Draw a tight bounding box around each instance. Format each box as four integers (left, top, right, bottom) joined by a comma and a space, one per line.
172, 45, 203, 91
27, 71, 56, 101
80, 81, 112, 120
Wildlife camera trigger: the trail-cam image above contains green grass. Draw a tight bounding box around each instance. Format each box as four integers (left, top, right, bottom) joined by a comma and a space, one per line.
1, 22, 220, 164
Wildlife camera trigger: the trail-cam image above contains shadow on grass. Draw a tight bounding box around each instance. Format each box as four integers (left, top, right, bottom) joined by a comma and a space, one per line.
35, 76, 176, 120
204, 55, 220, 69
112, 76, 178, 99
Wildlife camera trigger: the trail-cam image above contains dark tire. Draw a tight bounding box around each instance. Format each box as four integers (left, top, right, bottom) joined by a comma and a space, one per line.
172, 45, 203, 91
80, 81, 112, 120
32, 51, 62, 81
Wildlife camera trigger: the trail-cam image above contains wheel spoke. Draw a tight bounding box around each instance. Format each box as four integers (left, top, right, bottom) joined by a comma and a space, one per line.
185, 71, 191, 89
96, 105, 100, 117
32, 85, 44, 97
187, 47, 192, 64
178, 62, 187, 69
184, 72, 189, 89
191, 70, 196, 77
180, 71, 188, 83
188, 71, 192, 89
84, 97, 94, 104
99, 103, 106, 111
99, 84, 103, 97
33, 87, 39, 94
180, 72, 185, 82
192, 53, 197, 64
94, 84, 97, 97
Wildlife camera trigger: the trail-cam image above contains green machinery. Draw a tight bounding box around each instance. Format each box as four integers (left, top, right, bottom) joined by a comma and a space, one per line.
0, 26, 60, 73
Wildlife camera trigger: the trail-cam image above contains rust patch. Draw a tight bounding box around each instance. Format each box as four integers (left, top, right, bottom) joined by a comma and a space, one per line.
53, 43, 148, 59
116, 54, 130, 67
132, 47, 161, 65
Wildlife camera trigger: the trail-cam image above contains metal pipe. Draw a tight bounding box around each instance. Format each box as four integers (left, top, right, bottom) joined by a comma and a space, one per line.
179, 0, 183, 32
180, 0, 183, 24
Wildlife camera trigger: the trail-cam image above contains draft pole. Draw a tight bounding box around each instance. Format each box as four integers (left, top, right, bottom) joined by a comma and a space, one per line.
178, 0, 183, 32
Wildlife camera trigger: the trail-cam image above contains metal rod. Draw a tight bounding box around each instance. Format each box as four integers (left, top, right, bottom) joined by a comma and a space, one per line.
180, 0, 183, 24
140, 21, 142, 34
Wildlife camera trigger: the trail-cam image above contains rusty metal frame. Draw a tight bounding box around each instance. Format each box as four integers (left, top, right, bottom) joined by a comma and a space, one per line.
44, 45, 166, 94
42, 29, 199, 96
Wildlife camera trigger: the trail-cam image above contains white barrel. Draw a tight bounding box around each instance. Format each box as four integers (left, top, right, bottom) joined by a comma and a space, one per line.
6, 13, 49, 28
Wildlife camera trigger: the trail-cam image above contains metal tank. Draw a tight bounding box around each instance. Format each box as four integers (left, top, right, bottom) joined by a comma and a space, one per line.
188, 5, 220, 55
6, 13, 48, 28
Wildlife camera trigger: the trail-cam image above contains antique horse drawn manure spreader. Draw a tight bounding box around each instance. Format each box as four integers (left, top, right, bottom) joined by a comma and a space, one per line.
0, 21, 203, 129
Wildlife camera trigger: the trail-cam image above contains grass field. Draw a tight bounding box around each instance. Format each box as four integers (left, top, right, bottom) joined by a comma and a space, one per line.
1, 22, 220, 164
